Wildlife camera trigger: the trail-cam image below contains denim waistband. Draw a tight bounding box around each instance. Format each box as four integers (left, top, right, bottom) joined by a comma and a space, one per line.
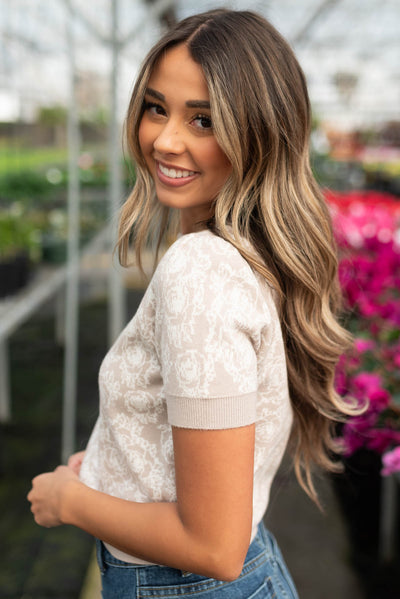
96, 520, 277, 577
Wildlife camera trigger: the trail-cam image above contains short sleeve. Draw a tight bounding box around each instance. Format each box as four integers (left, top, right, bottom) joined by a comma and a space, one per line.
153, 232, 268, 430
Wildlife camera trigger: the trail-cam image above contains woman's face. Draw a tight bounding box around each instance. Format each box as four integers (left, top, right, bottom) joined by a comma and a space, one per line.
138, 43, 232, 233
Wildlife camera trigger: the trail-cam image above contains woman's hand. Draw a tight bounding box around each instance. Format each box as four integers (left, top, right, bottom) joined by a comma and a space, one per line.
27, 466, 81, 528
68, 450, 86, 476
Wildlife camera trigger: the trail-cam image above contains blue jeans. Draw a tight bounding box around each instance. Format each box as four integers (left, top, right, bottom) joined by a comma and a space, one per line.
95, 522, 299, 598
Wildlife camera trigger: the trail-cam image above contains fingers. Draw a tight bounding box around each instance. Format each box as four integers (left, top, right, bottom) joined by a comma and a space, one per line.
67, 451, 85, 475
26, 475, 61, 528
67, 456, 74, 468
27, 475, 40, 503
27, 465, 80, 528
27, 486, 37, 520
27, 477, 39, 509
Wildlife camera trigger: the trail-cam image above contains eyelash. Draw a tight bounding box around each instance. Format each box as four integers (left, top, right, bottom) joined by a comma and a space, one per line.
194, 114, 213, 130
143, 101, 165, 116
143, 101, 213, 131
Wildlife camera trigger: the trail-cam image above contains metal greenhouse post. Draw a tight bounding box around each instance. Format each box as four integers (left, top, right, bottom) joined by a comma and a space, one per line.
61, 0, 81, 464
108, 0, 126, 345
379, 474, 397, 561
107, 0, 176, 345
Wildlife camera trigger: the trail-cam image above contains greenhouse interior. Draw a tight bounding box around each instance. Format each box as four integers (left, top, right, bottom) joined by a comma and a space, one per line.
0, 0, 399, 597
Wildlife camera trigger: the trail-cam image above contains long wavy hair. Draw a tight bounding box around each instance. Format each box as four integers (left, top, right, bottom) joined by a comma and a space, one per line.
118, 9, 360, 503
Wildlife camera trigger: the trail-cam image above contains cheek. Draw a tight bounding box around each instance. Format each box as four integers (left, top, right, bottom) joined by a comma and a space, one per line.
138, 120, 155, 172
138, 120, 148, 156
208, 144, 232, 180
207, 138, 230, 165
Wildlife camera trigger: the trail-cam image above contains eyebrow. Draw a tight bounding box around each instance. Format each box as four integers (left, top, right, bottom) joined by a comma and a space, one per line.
145, 87, 210, 110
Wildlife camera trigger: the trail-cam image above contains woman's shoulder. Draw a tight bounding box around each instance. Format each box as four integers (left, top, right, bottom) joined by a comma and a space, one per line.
153, 229, 276, 314
156, 229, 254, 278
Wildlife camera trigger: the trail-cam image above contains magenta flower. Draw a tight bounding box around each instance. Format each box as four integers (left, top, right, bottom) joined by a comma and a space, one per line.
369, 389, 391, 412
367, 429, 400, 453
381, 447, 400, 476
354, 338, 375, 353
327, 189, 400, 474
352, 372, 382, 399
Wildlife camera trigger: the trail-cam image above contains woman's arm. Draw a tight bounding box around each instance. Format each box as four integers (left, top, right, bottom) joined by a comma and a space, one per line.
28, 424, 255, 581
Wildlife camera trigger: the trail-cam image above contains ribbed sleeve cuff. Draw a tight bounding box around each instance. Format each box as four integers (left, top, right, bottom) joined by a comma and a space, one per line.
166, 391, 257, 429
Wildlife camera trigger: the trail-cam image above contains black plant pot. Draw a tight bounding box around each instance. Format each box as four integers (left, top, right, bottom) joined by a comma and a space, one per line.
332, 449, 400, 598
332, 450, 382, 561
0, 252, 31, 298
40, 235, 67, 264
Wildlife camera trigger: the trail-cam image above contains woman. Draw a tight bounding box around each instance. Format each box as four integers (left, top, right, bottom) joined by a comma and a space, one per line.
28, 9, 360, 598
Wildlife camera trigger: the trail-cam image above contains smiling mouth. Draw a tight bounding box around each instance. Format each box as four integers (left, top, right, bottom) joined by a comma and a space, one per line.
158, 162, 198, 179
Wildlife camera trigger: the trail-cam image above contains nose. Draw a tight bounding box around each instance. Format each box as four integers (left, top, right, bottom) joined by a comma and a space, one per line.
153, 119, 186, 155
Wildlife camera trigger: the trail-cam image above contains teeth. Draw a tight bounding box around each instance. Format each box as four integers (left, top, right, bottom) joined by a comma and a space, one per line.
159, 163, 196, 178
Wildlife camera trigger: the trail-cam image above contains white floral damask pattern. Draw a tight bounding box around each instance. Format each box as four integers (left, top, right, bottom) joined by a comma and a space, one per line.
79, 230, 293, 563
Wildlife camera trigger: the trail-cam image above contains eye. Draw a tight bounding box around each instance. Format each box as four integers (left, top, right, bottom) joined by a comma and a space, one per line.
143, 101, 166, 117
192, 114, 213, 131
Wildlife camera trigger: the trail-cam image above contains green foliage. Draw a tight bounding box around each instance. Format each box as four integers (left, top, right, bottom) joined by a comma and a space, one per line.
0, 205, 41, 260
311, 152, 364, 190
0, 170, 57, 204
0, 155, 134, 207
0, 145, 68, 175
37, 105, 67, 126
0, 145, 135, 262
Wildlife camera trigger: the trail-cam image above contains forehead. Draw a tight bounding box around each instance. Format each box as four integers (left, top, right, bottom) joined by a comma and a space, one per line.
148, 43, 209, 101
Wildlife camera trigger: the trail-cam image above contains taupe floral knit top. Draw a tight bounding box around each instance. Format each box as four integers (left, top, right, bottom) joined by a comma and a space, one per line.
80, 230, 293, 564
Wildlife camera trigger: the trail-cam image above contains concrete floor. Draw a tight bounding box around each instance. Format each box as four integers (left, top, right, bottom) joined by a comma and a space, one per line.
265, 465, 364, 599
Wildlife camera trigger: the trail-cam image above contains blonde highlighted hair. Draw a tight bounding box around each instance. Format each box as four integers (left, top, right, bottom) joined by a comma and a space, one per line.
118, 9, 359, 504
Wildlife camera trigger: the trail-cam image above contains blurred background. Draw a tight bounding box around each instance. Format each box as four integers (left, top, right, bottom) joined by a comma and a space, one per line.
0, 1, 399, 598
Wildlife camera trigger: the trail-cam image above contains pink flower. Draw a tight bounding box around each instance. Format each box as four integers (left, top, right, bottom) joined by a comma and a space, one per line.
367, 429, 400, 453
327, 189, 400, 460
368, 388, 391, 412
342, 432, 365, 456
381, 446, 400, 476
354, 338, 375, 353
352, 372, 382, 400
334, 369, 348, 396
342, 413, 378, 455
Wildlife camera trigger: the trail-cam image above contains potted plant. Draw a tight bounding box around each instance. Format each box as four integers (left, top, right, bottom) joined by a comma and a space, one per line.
0, 204, 41, 297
